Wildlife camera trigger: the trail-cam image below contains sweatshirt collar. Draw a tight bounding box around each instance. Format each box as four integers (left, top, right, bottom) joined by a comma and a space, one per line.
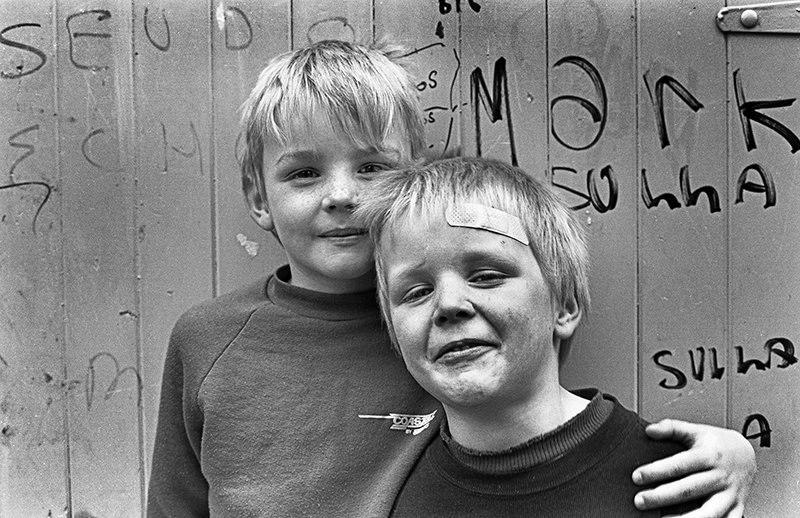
267, 265, 380, 321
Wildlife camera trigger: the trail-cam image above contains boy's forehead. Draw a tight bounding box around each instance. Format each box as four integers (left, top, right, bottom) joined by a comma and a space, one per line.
381, 202, 528, 248
379, 209, 532, 274
264, 139, 408, 169
271, 113, 411, 158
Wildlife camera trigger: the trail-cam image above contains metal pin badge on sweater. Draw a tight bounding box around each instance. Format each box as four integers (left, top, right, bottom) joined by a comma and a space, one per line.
358, 410, 437, 435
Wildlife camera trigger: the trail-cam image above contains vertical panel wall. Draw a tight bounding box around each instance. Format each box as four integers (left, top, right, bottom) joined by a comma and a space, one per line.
0, 1, 797, 516
460, 1, 548, 173
637, 0, 729, 425
0, 2, 68, 516
374, 0, 460, 159
551, 0, 638, 408
213, 1, 289, 296
58, 1, 140, 516
726, 0, 800, 514
134, 1, 216, 500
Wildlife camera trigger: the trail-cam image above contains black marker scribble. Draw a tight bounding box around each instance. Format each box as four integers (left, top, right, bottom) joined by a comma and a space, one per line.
688, 347, 725, 381
66, 10, 112, 71
81, 128, 106, 169
552, 165, 617, 213
416, 71, 439, 92
643, 71, 704, 149
435, 21, 445, 39
653, 348, 725, 389
640, 168, 681, 210
8, 125, 39, 182
0, 181, 52, 236
0, 23, 47, 79
552, 167, 590, 211
742, 414, 771, 448
306, 17, 355, 44
551, 56, 607, 151
471, 57, 517, 165
85, 352, 142, 410
653, 350, 687, 389
144, 7, 170, 52
172, 122, 203, 176
653, 338, 797, 391
438, 0, 481, 14
224, 6, 252, 50
411, 44, 461, 157
587, 165, 618, 213
402, 42, 446, 58
736, 338, 798, 374
680, 165, 720, 213
161, 121, 203, 176
735, 163, 776, 209
640, 166, 720, 213
425, 105, 449, 113
443, 48, 461, 155
734, 68, 799, 154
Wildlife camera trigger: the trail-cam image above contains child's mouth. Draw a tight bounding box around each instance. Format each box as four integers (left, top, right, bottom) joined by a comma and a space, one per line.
433, 339, 497, 363
320, 228, 367, 238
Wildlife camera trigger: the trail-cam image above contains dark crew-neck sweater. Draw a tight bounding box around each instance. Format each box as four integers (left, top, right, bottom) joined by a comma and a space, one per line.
148, 266, 442, 517
390, 390, 697, 517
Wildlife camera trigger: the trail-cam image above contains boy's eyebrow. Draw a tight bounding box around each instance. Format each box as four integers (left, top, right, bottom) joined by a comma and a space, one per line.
388, 246, 521, 282
274, 146, 403, 167
274, 150, 320, 167
387, 260, 427, 292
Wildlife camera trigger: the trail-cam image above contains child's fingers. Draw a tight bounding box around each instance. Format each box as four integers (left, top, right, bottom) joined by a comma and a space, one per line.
645, 419, 711, 444
659, 492, 744, 518
632, 449, 715, 485
634, 470, 725, 510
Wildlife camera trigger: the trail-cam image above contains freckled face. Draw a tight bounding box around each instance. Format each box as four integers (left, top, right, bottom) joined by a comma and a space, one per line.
383, 217, 563, 412
257, 117, 411, 294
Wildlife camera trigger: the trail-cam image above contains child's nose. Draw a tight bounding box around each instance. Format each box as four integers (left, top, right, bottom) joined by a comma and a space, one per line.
433, 282, 475, 327
322, 173, 358, 211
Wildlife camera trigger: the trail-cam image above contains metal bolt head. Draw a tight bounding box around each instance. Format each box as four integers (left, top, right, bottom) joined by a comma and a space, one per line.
740, 9, 759, 28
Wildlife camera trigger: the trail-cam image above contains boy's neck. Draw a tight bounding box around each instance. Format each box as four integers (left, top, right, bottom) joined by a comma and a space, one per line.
444, 386, 590, 452
285, 265, 376, 294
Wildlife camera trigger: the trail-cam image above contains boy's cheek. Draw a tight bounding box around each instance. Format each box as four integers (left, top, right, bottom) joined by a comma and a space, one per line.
391, 313, 424, 354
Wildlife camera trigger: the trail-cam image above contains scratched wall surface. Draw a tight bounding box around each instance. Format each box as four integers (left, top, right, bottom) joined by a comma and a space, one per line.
0, 1, 797, 516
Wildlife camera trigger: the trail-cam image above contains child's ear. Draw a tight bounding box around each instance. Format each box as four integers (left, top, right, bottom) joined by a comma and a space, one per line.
554, 297, 581, 341
245, 186, 274, 232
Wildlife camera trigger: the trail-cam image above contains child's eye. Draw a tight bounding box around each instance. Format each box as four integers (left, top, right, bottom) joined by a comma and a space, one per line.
286, 168, 318, 181
359, 163, 391, 175
470, 270, 507, 286
400, 285, 432, 304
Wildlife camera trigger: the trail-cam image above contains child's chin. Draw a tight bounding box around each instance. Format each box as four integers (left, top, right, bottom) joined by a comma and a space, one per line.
322, 255, 374, 277
326, 266, 377, 290
428, 375, 499, 410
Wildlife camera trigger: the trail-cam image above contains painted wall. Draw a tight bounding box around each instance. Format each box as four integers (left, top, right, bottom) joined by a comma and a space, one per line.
0, 0, 797, 516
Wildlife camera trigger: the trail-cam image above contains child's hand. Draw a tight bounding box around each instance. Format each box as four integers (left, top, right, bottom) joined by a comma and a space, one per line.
632, 419, 756, 518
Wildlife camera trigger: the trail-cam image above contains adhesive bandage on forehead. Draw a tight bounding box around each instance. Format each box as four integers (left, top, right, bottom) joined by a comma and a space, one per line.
445, 203, 530, 246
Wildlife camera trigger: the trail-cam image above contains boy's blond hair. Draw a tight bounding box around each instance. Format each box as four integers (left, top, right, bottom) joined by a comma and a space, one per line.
356, 157, 590, 364
240, 39, 426, 203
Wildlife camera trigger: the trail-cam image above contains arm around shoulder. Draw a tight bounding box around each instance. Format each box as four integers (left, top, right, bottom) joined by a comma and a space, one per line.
632, 419, 756, 518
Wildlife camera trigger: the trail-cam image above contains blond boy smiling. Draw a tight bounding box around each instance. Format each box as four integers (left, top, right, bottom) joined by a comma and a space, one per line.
358, 157, 753, 516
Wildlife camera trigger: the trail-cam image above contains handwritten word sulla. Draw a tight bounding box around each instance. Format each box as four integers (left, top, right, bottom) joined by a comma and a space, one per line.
652, 338, 797, 390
